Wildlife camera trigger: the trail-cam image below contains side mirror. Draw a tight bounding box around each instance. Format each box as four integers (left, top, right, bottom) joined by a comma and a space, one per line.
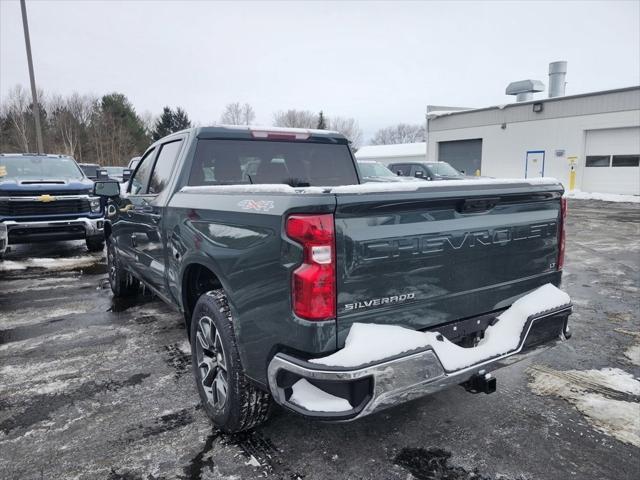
122, 169, 132, 182
94, 180, 120, 198
414, 171, 424, 178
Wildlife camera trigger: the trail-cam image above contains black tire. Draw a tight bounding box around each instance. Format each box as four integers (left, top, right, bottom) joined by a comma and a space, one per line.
190, 289, 271, 433
106, 238, 139, 297
86, 236, 105, 252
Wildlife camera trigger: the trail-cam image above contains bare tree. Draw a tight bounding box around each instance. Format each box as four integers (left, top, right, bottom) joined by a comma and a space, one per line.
328, 116, 363, 148
220, 102, 255, 125
139, 110, 156, 136
371, 123, 426, 145
4, 85, 32, 151
48, 92, 94, 160
273, 109, 318, 128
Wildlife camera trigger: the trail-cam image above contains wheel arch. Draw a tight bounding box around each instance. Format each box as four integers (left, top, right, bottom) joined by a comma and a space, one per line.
181, 261, 224, 337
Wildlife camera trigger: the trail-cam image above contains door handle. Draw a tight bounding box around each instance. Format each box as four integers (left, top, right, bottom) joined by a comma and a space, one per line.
131, 233, 137, 248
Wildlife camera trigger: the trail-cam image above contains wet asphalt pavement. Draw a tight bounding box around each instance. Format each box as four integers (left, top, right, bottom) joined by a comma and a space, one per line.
1, 199, 639, 480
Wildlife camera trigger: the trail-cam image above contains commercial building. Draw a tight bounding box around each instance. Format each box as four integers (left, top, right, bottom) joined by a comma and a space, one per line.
426, 83, 640, 195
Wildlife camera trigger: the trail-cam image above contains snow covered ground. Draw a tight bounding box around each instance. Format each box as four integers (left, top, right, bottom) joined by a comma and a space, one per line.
529, 365, 640, 447
566, 190, 640, 203
0, 253, 103, 272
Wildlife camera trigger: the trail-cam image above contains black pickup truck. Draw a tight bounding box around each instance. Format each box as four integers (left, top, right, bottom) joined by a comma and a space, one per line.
94, 126, 572, 432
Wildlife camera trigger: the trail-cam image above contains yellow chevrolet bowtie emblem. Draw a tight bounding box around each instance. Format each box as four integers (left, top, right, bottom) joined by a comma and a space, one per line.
38, 194, 56, 202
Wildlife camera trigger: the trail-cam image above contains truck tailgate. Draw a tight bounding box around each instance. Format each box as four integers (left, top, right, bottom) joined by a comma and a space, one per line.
334, 182, 564, 346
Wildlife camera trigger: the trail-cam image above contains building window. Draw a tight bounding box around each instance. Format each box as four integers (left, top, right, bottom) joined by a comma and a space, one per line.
611, 155, 640, 167
585, 155, 611, 167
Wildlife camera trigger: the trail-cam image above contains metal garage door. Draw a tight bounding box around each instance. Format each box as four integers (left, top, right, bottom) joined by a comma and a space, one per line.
438, 139, 482, 175
583, 128, 640, 195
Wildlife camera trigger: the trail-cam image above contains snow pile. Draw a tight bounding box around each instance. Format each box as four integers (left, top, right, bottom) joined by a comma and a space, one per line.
310, 283, 570, 371
566, 190, 639, 203
289, 379, 352, 412
529, 365, 640, 447
180, 177, 562, 196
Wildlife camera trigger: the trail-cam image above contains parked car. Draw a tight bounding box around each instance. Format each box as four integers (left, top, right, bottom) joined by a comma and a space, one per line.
389, 161, 477, 180
0, 153, 106, 253
357, 160, 421, 183
78, 162, 101, 180
100, 166, 132, 183
93, 126, 571, 432
127, 156, 142, 171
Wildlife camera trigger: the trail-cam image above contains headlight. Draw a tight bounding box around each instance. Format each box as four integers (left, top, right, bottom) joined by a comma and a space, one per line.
89, 197, 101, 213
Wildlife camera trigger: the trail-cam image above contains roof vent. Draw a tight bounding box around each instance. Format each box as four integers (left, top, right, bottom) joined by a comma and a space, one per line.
548, 61, 567, 98
505, 79, 545, 102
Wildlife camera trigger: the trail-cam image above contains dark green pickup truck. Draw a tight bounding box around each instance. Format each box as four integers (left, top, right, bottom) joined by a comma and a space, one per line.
94, 126, 572, 432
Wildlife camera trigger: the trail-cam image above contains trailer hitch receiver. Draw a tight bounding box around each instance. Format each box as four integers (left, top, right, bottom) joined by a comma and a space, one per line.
463, 373, 497, 394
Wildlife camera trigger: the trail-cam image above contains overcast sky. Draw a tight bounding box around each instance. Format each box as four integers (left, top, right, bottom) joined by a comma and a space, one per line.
1, 0, 639, 142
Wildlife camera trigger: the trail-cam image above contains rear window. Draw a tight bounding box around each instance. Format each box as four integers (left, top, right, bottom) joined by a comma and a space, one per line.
188, 139, 359, 187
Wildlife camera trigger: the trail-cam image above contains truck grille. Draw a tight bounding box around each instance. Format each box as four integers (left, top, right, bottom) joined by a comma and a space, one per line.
0, 199, 90, 217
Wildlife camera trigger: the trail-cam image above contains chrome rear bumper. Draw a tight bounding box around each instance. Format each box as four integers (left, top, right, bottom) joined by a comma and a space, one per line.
267, 305, 572, 420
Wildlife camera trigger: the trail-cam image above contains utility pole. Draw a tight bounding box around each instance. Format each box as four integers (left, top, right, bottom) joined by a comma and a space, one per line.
20, 0, 44, 154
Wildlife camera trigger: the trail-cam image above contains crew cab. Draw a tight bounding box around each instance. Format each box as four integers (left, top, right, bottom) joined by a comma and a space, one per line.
0, 154, 106, 255
94, 126, 571, 432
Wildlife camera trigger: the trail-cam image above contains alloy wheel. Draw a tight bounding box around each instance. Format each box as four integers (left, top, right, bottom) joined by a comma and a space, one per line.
195, 315, 228, 409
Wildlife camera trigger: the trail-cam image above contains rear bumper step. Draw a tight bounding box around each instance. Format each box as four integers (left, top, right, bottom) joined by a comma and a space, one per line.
267, 305, 571, 421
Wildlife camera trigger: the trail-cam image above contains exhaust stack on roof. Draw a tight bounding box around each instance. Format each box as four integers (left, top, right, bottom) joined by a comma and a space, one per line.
506, 79, 545, 102
548, 61, 567, 98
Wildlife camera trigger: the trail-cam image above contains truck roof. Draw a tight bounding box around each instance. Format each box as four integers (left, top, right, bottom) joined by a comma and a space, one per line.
183, 125, 348, 143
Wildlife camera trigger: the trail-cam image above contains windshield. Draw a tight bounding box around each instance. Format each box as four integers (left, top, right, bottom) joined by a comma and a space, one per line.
358, 162, 396, 178
0, 156, 83, 181
427, 162, 463, 177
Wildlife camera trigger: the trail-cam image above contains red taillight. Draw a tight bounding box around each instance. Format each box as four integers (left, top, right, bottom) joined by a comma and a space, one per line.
557, 197, 567, 270
286, 214, 336, 321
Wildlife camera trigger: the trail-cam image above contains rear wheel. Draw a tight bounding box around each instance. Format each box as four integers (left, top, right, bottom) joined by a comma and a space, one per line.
107, 238, 139, 297
191, 289, 271, 432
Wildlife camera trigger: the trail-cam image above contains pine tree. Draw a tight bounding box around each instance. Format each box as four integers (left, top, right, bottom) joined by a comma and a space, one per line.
316, 110, 327, 129
151, 107, 175, 140
172, 107, 192, 131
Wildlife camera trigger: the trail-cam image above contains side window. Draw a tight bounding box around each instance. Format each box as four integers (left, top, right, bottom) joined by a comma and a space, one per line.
411, 165, 427, 176
130, 148, 156, 194
148, 140, 183, 195
392, 164, 411, 176
585, 155, 610, 167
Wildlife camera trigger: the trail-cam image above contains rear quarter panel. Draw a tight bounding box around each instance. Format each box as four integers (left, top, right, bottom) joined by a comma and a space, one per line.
165, 190, 337, 385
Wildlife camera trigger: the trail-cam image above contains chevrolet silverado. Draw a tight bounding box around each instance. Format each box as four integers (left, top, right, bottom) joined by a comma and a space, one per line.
93, 126, 572, 432
0, 153, 105, 257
